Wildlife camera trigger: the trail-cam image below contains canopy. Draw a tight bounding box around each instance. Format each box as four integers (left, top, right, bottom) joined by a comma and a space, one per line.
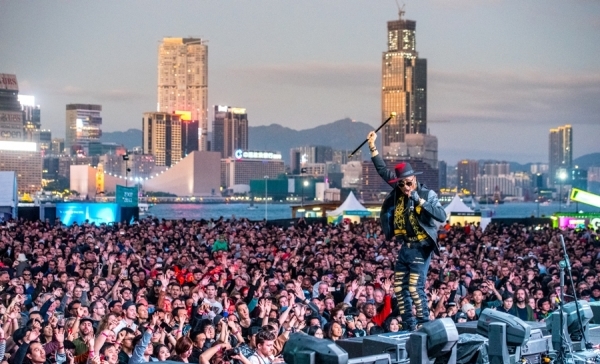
444, 194, 474, 216
326, 192, 369, 217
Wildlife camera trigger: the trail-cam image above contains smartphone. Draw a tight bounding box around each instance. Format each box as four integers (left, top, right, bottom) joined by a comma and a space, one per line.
160, 322, 173, 333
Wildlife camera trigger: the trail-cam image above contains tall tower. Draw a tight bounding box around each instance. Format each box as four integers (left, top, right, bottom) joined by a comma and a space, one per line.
549, 124, 572, 186
157, 38, 208, 151
212, 105, 248, 159
381, 9, 427, 156
142, 112, 182, 167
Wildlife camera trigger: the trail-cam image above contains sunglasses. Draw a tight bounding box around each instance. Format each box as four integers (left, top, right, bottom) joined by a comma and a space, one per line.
398, 180, 414, 187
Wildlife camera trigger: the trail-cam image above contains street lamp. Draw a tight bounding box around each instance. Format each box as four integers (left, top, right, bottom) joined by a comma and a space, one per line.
122, 153, 130, 187
264, 176, 269, 221
558, 170, 567, 212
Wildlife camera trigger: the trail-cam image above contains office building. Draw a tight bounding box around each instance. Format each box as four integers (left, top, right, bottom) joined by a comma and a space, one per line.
221, 150, 285, 188
212, 106, 248, 159
31, 130, 51, 154
570, 167, 587, 192
65, 104, 102, 156
0, 141, 42, 194
157, 38, 208, 151
181, 119, 199, 158
381, 10, 427, 155
51, 138, 65, 155
0, 73, 24, 141
483, 161, 510, 176
100, 153, 155, 180
290, 149, 302, 174
142, 112, 182, 167
19, 95, 41, 140
549, 124, 572, 186
476, 173, 531, 198
457, 159, 479, 194
439, 160, 447, 189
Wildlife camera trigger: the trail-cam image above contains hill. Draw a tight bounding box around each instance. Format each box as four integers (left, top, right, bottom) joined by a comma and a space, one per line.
101, 129, 142, 149
574, 153, 600, 169
249, 118, 374, 163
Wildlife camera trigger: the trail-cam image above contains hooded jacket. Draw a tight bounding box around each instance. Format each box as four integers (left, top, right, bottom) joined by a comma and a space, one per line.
372, 154, 447, 255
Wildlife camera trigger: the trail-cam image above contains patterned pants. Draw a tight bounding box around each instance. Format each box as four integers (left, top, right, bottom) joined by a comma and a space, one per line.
394, 241, 432, 329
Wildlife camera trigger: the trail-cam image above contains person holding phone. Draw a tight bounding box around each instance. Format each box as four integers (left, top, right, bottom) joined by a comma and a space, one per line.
367, 131, 447, 332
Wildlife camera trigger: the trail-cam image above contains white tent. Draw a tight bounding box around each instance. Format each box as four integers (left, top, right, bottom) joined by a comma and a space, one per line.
326, 192, 369, 217
444, 194, 473, 216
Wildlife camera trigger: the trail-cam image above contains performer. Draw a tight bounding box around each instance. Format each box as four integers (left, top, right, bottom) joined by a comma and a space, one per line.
367, 131, 447, 331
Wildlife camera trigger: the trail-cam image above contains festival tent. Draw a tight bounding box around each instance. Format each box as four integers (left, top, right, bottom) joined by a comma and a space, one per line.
326, 192, 370, 223
444, 194, 473, 216
444, 194, 491, 230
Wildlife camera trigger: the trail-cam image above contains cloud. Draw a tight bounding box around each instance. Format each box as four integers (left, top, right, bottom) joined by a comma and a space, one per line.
429, 69, 600, 125
228, 62, 380, 90
48, 85, 150, 103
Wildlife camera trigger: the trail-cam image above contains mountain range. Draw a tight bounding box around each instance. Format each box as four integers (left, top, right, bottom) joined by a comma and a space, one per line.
101, 119, 600, 169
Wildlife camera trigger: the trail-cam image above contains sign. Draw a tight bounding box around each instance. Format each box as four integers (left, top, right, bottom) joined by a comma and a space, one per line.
451, 212, 481, 217
0, 74, 18, 91
554, 213, 600, 229
570, 188, 600, 208
344, 210, 372, 216
234, 149, 282, 160
0, 111, 24, 141
56, 203, 119, 225
116, 185, 139, 207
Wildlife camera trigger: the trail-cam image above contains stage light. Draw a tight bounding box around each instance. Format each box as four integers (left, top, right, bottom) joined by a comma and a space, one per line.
407, 318, 458, 364
477, 309, 531, 347
283, 333, 348, 364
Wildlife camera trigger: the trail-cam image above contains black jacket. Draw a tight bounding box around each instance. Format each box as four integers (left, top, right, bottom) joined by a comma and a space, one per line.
372, 154, 447, 255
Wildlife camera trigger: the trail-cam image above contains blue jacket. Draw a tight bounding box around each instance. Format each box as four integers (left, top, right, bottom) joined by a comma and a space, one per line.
372, 154, 447, 255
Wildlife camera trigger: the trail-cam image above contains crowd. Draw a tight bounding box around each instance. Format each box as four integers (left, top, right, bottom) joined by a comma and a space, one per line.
0, 215, 598, 364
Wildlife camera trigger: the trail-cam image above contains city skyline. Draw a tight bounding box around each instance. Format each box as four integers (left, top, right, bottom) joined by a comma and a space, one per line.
1, 1, 599, 164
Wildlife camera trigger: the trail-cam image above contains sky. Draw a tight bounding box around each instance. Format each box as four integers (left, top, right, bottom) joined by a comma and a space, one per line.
1, 0, 599, 165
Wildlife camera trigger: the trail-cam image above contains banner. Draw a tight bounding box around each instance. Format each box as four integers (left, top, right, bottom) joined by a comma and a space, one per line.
0, 74, 18, 91
116, 185, 138, 207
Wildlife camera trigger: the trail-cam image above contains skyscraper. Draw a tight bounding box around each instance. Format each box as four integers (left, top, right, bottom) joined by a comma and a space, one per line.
381, 9, 427, 155
157, 38, 208, 151
549, 124, 572, 186
18, 95, 41, 140
142, 112, 182, 167
457, 159, 479, 194
212, 106, 248, 159
65, 104, 102, 156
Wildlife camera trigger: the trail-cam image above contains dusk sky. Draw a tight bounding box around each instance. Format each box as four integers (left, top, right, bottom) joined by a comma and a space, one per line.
1, 1, 599, 164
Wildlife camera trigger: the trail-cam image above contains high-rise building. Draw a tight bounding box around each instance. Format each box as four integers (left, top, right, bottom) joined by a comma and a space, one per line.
0, 141, 42, 194
381, 9, 427, 155
181, 119, 199, 158
212, 106, 248, 159
65, 104, 102, 156
0, 73, 24, 141
483, 161, 510, 176
549, 124, 572, 186
157, 38, 208, 151
220, 151, 284, 188
457, 160, 479, 194
18, 95, 41, 140
438, 160, 447, 189
51, 138, 65, 155
142, 112, 182, 167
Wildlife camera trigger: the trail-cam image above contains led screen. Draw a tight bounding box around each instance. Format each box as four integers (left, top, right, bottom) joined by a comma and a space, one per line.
56, 203, 119, 225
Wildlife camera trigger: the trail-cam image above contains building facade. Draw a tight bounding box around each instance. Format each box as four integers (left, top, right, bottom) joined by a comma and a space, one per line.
381, 10, 427, 155
0, 141, 42, 194
483, 161, 510, 176
221, 151, 285, 188
142, 112, 182, 167
0, 74, 24, 142
549, 124, 572, 186
157, 38, 208, 151
212, 106, 248, 159
457, 159, 479, 194
19, 95, 41, 140
65, 104, 102, 156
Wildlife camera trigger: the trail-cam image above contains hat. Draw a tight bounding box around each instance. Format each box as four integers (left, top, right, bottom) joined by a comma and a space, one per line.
122, 301, 135, 310
462, 303, 475, 313
79, 317, 94, 326
455, 312, 467, 322
388, 162, 423, 183
17, 253, 28, 262
591, 285, 600, 292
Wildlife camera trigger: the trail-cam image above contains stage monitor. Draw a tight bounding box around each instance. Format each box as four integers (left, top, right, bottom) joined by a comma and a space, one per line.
477, 308, 531, 346
418, 318, 459, 354
563, 300, 593, 333
283, 333, 348, 364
